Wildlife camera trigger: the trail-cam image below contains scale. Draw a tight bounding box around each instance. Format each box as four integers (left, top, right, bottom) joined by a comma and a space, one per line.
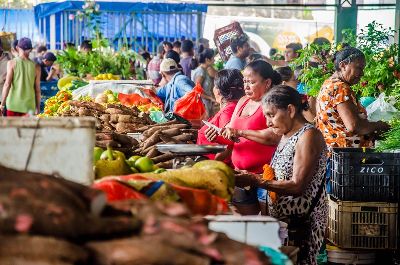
156, 144, 228, 168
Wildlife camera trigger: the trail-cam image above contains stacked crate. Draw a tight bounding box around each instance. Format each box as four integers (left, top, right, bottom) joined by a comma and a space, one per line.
327, 148, 399, 251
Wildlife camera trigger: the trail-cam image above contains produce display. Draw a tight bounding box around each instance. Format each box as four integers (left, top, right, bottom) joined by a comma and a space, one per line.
62, 101, 153, 133
132, 120, 198, 168
0, 165, 270, 265
376, 119, 400, 152
94, 73, 120, 80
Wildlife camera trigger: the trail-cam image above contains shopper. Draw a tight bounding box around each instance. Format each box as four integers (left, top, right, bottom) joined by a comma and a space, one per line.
156, 58, 194, 113
264, 42, 302, 67
191, 48, 216, 117
218, 60, 281, 215
0, 39, 12, 101
0, 38, 41, 116
316, 46, 389, 149
80, 40, 92, 53
235, 85, 328, 265
180, 40, 195, 78
165, 50, 181, 66
147, 44, 164, 86
224, 34, 251, 71
172, 40, 181, 55
197, 69, 245, 164
162, 41, 173, 55
37, 52, 58, 81
33, 45, 48, 64
276, 66, 316, 123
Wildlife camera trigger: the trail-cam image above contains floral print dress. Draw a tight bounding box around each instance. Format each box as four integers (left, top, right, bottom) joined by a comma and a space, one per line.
316, 77, 372, 149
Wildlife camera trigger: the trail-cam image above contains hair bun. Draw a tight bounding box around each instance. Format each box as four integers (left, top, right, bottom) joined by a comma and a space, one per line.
301, 100, 310, 111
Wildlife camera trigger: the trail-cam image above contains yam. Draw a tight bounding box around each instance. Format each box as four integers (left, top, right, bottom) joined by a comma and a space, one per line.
118, 114, 133, 123
156, 160, 174, 169
99, 114, 111, 123
172, 134, 193, 142
146, 147, 159, 158
159, 134, 177, 144
96, 133, 113, 141
78, 107, 92, 116
115, 123, 138, 134
152, 153, 175, 164
110, 114, 119, 123
105, 108, 125, 115
162, 128, 181, 137
96, 140, 121, 149
112, 133, 139, 148
142, 131, 161, 150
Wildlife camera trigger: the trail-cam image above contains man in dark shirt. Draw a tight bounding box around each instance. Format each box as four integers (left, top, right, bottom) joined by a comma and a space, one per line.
37, 52, 57, 81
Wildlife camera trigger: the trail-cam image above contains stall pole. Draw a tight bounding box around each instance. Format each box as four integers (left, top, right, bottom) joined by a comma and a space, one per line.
334, 0, 357, 43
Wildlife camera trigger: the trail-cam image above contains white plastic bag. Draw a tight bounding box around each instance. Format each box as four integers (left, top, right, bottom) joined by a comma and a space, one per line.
366, 93, 398, 122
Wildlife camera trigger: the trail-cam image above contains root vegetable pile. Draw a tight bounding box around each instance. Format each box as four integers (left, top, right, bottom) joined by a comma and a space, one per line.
0, 165, 271, 265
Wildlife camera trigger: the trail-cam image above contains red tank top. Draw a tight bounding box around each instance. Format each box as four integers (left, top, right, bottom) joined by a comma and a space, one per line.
230, 98, 277, 174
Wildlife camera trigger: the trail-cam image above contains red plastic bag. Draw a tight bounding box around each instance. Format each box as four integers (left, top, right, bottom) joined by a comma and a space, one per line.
174, 83, 205, 120
93, 179, 147, 202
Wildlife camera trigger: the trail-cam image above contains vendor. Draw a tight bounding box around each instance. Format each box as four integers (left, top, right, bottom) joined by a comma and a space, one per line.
236, 85, 328, 265
156, 58, 194, 113
37, 52, 59, 82
197, 69, 245, 163
316, 46, 389, 149
217, 60, 282, 214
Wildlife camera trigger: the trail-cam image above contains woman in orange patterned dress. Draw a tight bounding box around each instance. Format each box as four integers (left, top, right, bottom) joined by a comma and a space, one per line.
316, 46, 389, 192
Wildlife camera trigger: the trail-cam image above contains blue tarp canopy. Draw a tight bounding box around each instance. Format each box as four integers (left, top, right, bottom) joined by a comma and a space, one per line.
34, 1, 208, 51
34, 1, 207, 19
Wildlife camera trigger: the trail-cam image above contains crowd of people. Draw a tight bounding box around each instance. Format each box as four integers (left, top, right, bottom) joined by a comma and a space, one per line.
192, 36, 389, 265
0, 32, 390, 264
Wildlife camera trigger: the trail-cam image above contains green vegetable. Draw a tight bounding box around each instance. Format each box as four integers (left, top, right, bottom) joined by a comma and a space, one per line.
93, 147, 104, 163
376, 120, 400, 152
95, 147, 131, 178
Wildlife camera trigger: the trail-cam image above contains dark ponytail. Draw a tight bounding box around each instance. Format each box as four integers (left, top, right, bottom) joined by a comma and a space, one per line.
246, 59, 281, 85
333, 46, 365, 71
198, 48, 215, 64
262, 85, 308, 114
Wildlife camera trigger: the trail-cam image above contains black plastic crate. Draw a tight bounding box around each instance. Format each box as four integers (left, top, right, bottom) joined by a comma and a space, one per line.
331, 148, 400, 202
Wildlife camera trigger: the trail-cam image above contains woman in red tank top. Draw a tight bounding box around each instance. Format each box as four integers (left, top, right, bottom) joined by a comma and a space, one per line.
220, 60, 282, 215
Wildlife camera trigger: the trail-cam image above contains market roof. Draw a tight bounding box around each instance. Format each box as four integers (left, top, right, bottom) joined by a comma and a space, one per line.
34, 0, 208, 18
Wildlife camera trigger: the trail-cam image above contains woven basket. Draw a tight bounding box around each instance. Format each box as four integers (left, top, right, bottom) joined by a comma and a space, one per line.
213, 22, 244, 62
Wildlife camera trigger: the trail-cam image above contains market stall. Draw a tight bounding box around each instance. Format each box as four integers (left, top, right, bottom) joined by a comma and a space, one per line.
33, 0, 207, 51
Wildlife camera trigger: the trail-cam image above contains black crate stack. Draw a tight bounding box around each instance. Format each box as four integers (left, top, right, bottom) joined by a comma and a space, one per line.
327, 148, 399, 253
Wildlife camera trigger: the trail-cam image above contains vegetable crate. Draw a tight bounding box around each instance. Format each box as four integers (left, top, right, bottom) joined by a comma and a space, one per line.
40, 81, 58, 112
331, 148, 400, 202
213, 22, 244, 62
327, 196, 398, 250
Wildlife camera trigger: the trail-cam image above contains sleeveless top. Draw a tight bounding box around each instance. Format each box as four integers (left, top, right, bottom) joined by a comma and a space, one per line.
230, 98, 277, 174
269, 123, 327, 218
6, 57, 36, 113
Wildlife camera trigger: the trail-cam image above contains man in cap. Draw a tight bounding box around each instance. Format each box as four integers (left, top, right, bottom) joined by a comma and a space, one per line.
0, 39, 11, 101
156, 58, 194, 113
0, 37, 41, 116
37, 52, 58, 81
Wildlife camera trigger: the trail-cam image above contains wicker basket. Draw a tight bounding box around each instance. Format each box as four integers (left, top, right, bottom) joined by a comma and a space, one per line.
0, 32, 16, 51
213, 22, 244, 62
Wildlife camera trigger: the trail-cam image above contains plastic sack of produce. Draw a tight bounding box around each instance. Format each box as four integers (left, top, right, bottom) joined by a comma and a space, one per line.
174, 83, 206, 120
94, 175, 179, 203
93, 179, 147, 201
366, 93, 398, 122
170, 184, 229, 215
